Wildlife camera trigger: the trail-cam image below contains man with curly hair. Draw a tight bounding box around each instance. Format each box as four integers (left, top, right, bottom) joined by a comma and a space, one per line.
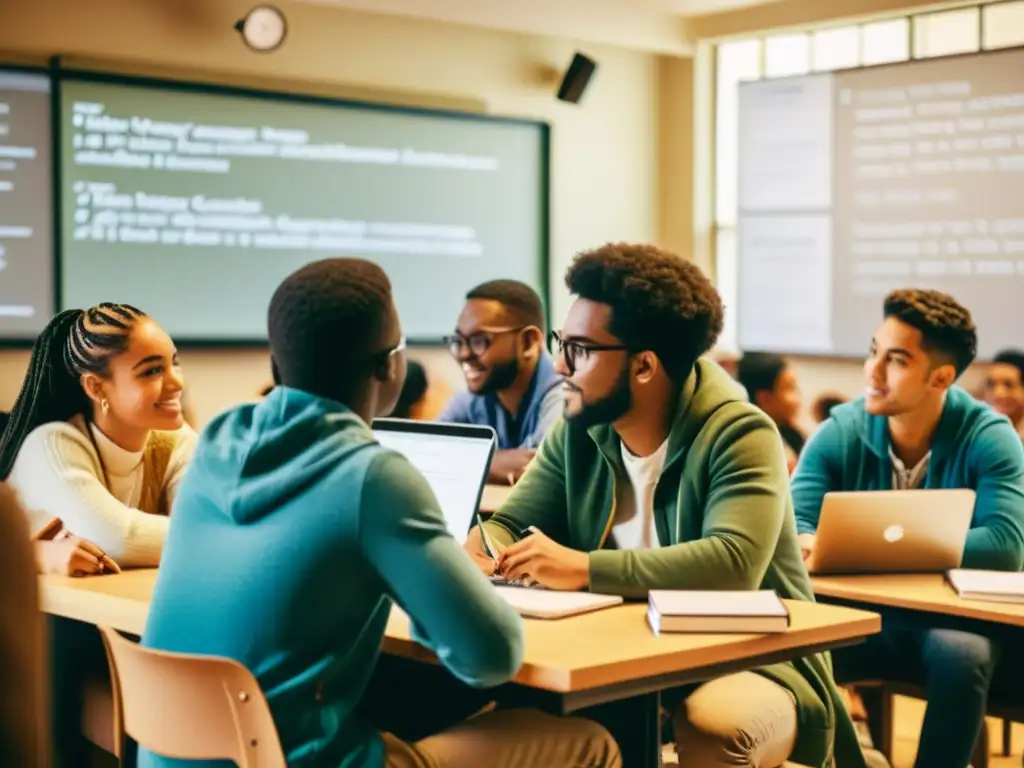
465, 243, 867, 768
793, 289, 1024, 768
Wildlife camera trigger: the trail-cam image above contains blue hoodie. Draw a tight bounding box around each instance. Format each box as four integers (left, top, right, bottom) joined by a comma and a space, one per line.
139, 387, 524, 768
792, 386, 1024, 571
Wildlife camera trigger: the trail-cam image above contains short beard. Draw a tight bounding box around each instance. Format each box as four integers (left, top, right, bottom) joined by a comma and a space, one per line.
565, 365, 632, 429
475, 357, 519, 395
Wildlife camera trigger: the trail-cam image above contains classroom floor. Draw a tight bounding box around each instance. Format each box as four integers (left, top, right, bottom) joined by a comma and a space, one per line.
889, 696, 1024, 768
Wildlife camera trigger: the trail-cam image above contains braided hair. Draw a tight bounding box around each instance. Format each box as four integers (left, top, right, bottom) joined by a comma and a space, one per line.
0, 303, 146, 480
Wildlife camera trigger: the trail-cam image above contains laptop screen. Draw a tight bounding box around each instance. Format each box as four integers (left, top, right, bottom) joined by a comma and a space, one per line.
372, 420, 496, 544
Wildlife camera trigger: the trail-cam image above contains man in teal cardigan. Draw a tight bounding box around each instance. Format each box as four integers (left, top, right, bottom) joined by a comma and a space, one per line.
466, 244, 867, 768
792, 289, 1024, 768
140, 259, 620, 768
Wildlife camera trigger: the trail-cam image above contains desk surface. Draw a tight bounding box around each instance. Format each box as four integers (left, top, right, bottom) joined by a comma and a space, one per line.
812, 574, 1024, 628
479, 484, 511, 514
43, 569, 880, 699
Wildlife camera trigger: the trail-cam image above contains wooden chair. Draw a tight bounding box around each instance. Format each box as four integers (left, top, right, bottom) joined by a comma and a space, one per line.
98, 626, 287, 767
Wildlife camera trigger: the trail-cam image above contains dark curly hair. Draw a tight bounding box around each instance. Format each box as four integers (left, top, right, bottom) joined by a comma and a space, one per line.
565, 243, 724, 381
268, 258, 395, 402
883, 289, 977, 375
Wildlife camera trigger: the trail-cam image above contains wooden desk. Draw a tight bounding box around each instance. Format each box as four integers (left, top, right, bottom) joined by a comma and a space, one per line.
479, 484, 511, 514
43, 571, 880, 767
44, 569, 879, 707
812, 574, 1024, 628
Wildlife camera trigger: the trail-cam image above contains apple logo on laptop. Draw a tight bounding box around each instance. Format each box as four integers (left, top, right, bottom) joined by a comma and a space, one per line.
883, 524, 904, 543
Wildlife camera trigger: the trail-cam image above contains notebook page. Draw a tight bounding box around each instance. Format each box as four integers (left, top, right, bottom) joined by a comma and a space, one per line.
493, 587, 622, 617
948, 569, 1024, 595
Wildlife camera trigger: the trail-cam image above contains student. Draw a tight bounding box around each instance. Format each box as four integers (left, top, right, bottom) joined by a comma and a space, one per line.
792, 289, 1024, 768
465, 244, 865, 768
983, 348, 1024, 438
140, 258, 620, 768
440, 280, 561, 484
737, 351, 805, 472
0, 303, 195, 767
391, 359, 429, 419
0, 484, 47, 768
812, 392, 849, 425
0, 303, 195, 570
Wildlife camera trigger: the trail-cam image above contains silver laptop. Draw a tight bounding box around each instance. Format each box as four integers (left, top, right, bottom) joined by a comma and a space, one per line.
371, 419, 495, 545
812, 489, 975, 574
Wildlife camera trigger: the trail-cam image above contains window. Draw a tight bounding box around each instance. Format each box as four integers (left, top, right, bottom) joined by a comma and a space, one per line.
812, 25, 860, 71
715, 228, 739, 354
764, 33, 811, 77
861, 18, 910, 65
913, 7, 980, 57
983, 1, 1024, 49
715, 39, 761, 226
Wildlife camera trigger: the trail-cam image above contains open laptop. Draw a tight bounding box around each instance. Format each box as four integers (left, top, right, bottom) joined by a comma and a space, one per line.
812, 489, 975, 574
371, 419, 495, 544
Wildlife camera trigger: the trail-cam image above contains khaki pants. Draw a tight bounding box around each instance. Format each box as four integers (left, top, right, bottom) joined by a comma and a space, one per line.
384, 707, 622, 768
673, 672, 798, 768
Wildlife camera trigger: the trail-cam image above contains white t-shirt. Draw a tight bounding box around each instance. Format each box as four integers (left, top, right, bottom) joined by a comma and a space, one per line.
611, 438, 669, 551
890, 446, 930, 491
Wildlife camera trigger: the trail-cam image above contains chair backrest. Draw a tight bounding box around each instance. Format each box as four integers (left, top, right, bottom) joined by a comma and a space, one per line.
98, 626, 287, 768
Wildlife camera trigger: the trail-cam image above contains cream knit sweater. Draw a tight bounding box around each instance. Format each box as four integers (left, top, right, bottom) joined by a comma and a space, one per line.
7, 415, 197, 567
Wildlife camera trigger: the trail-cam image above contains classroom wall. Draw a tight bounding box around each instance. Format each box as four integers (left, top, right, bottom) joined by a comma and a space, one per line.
0, 0, 661, 425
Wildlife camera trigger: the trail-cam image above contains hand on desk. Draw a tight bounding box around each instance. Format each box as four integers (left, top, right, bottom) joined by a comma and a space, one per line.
463, 527, 497, 576
34, 531, 120, 577
497, 528, 589, 591
488, 449, 536, 486
798, 533, 818, 574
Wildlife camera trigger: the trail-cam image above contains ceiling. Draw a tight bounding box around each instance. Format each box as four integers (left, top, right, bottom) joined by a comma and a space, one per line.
297, 0, 785, 54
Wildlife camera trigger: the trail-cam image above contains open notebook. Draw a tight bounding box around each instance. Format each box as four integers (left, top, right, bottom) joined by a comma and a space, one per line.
492, 586, 623, 619
947, 569, 1024, 604
647, 590, 790, 634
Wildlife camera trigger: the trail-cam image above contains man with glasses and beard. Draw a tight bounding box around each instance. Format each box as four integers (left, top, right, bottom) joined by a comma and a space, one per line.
463, 244, 867, 768
439, 280, 562, 485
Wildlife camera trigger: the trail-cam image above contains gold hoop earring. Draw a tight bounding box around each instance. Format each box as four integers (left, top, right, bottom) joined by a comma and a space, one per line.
101, 399, 110, 416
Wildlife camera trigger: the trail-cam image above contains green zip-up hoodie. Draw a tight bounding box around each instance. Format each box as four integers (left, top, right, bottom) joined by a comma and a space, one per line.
482, 359, 867, 768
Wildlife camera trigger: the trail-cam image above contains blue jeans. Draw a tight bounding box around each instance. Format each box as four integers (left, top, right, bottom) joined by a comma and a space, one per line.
832, 624, 1000, 768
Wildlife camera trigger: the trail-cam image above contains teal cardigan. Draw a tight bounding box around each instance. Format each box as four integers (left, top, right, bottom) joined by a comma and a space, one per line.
792, 386, 1024, 571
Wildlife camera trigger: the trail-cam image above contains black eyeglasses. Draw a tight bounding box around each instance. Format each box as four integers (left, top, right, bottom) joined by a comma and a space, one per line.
443, 327, 526, 358
549, 331, 630, 376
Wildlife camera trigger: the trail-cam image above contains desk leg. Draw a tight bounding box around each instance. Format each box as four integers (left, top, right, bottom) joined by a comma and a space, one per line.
581, 692, 662, 768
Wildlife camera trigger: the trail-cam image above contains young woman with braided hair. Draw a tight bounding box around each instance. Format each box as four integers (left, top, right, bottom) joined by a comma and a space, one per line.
0, 303, 196, 765
1, 303, 195, 576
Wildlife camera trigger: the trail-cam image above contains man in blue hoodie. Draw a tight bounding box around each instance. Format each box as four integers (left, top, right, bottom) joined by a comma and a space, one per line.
792, 288, 1024, 768
439, 280, 562, 484
140, 258, 620, 768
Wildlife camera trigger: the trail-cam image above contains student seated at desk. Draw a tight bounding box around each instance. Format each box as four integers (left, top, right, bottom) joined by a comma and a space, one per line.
736, 351, 805, 473
0, 304, 195, 767
439, 280, 562, 485
0, 304, 195, 573
982, 348, 1024, 439
465, 244, 865, 768
792, 289, 1024, 768
141, 258, 620, 768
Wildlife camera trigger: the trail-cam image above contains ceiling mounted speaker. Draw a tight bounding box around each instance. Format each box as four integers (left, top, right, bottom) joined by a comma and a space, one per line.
557, 53, 597, 104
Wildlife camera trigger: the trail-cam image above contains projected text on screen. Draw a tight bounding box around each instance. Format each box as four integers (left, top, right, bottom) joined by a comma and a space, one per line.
738, 48, 1024, 358
60, 79, 545, 342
